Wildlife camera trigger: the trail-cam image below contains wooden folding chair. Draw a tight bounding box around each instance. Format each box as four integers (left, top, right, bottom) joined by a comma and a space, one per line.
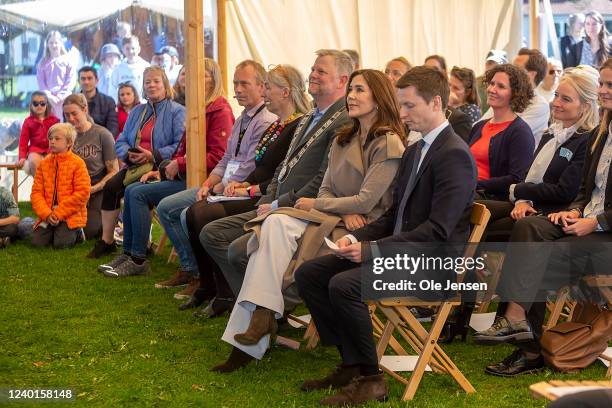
476, 251, 505, 313
530, 380, 612, 401
543, 286, 576, 330
374, 202, 490, 401
151, 209, 177, 263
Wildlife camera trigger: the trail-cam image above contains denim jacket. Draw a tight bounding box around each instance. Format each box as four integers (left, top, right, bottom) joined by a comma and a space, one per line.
115, 98, 185, 161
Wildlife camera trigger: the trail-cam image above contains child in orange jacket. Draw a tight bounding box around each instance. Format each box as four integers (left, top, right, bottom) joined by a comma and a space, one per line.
30, 123, 91, 249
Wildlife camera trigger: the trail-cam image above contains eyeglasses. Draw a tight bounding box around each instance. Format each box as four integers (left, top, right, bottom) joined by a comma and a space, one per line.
32, 101, 46, 107
549, 69, 562, 75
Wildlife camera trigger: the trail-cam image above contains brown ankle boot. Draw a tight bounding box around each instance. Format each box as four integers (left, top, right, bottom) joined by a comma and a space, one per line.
234, 308, 277, 345
210, 347, 254, 373
300, 365, 360, 392
319, 373, 388, 406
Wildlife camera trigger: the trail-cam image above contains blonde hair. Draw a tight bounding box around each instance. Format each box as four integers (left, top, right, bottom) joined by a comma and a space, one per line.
142, 66, 174, 101
63, 93, 95, 124
48, 123, 77, 147
39, 31, 67, 65
555, 65, 600, 133
389, 56, 412, 70
315, 49, 354, 76
267, 64, 312, 114
204, 58, 226, 106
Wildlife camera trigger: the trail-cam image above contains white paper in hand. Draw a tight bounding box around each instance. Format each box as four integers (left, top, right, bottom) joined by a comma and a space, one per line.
324, 237, 339, 250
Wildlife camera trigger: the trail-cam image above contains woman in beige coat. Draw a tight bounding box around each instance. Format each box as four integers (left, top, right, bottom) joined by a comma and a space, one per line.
213, 69, 407, 371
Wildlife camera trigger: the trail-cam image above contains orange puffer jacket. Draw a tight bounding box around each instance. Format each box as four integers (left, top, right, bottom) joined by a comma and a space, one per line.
31, 150, 91, 229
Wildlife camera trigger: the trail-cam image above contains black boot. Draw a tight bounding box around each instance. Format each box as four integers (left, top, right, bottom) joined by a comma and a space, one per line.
439, 302, 474, 343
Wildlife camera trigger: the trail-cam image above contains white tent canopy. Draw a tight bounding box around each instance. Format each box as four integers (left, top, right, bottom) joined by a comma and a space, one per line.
0, 0, 522, 99
0, 0, 185, 33
226, 0, 522, 81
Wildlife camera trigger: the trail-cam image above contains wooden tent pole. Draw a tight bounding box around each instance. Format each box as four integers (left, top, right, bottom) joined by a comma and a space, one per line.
529, 0, 540, 49
184, 0, 207, 188
217, 0, 228, 94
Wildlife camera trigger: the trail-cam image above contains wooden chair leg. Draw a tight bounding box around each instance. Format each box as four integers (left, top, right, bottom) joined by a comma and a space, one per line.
477, 252, 505, 313
156, 233, 168, 256
544, 287, 569, 330
167, 248, 177, 263
305, 328, 319, 350
377, 303, 474, 401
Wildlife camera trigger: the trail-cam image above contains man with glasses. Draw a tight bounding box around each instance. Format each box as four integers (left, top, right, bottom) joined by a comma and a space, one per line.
536, 58, 563, 103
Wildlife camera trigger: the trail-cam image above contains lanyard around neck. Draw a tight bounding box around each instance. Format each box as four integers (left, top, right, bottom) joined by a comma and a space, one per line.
235, 104, 266, 156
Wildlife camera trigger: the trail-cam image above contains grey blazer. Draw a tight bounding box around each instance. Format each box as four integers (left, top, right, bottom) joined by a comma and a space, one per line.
259, 98, 350, 207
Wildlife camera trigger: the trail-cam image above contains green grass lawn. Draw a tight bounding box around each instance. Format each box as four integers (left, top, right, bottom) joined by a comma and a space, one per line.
0, 204, 609, 407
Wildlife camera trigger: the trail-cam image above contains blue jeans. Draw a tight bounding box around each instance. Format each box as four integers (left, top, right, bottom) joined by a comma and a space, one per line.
123, 180, 186, 259
157, 188, 199, 274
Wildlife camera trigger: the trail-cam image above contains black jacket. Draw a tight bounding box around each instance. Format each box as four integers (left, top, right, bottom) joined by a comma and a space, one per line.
447, 107, 472, 143
86, 89, 118, 136
569, 126, 612, 230
514, 128, 589, 214
353, 125, 477, 244
560, 35, 578, 68
469, 117, 535, 200
244, 118, 299, 195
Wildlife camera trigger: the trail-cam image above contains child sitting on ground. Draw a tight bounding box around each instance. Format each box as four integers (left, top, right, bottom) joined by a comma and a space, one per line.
30, 123, 90, 249
0, 181, 20, 248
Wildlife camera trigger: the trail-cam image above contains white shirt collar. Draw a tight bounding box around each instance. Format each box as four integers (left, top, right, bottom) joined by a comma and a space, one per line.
421, 120, 449, 146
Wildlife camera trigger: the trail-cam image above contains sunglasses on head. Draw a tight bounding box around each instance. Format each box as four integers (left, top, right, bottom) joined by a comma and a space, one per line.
32, 101, 47, 107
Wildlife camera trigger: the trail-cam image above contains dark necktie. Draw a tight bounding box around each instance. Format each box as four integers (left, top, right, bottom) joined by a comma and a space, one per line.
393, 139, 425, 235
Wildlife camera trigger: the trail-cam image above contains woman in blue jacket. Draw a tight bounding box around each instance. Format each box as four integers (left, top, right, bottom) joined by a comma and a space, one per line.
88, 66, 185, 258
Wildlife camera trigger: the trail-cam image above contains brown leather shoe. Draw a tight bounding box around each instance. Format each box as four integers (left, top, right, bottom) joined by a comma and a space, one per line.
173, 278, 200, 299
300, 365, 361, 392
234, 308, 278, 345
210, 346, 254, 373
319, 373, 388, 406
154, 269, 192, 289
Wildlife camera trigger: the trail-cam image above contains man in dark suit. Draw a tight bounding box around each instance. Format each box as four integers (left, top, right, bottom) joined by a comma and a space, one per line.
447, 107, 472, 143
191, 50, 353, 324
294, 66, 477, 406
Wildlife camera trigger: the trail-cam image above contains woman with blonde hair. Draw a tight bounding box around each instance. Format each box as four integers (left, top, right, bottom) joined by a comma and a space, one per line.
89, 66, 186, 261
477, 65, 601, 242
384, 56, 412, 86
170, 64, 309, 307
98, 60, 234, 282
473, 60, 612, 378
36, 31, 76, 118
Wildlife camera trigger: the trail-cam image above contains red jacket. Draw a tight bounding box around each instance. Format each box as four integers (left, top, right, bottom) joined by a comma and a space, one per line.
19, 114, 60, 159
117, 105, 129, 141
174, 96, 234, 174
